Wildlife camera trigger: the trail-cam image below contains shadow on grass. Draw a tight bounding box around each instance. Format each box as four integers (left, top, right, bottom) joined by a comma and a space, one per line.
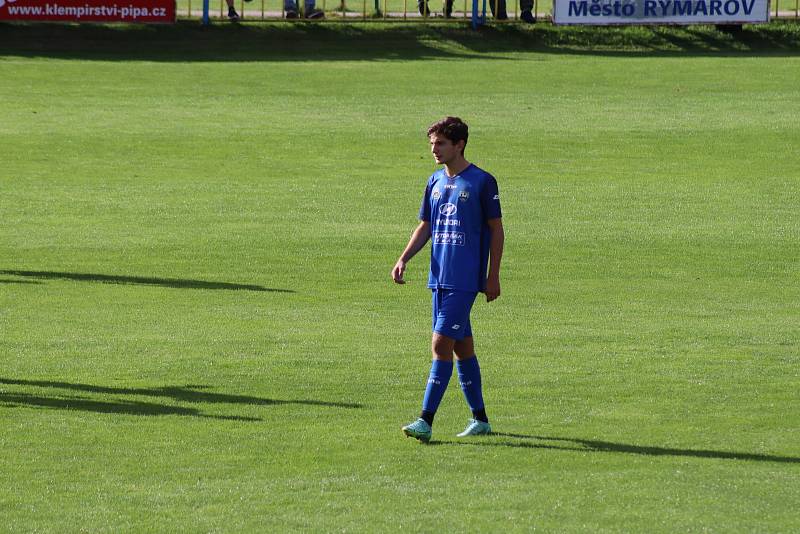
432, 432, 800, 464
1, 21, 799, 61
0, 278, 43, 285
0, 378, 362, 409
0, 391, 262, 421
0, 270, 293, 293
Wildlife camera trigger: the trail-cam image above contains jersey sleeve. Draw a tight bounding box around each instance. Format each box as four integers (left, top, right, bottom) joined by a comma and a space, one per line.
418, 178, 433, 221
480, 175, 502, 220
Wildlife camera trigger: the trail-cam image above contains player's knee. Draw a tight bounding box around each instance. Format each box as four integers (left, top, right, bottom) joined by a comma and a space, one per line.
453, 349, 473, 361
431, 334, 455, 360
453, 337, 475, 360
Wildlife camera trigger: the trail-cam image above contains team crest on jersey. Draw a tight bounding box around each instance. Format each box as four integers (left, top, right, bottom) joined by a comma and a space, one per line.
459, 190, 470, 202
432, 189, 441, 200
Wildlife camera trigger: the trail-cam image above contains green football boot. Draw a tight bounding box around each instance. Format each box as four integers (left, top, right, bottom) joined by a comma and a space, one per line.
402, 418, 432, 443
457, 418, 492, 437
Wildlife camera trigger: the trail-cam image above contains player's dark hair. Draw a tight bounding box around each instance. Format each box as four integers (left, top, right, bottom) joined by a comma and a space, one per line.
427, 117, 469, 155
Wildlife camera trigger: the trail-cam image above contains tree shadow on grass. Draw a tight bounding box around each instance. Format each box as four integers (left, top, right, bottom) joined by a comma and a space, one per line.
1, 21, 799, 62
0, 270, 293, 293
432, 432, 800, 464
0, 378, 362, 409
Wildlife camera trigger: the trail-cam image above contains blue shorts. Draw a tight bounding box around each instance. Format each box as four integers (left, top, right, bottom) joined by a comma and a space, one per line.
431, 289, 477, 341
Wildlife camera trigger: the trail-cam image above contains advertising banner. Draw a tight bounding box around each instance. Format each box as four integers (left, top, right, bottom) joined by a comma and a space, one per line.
0, 0, 176, 23
553, 0, 769, 24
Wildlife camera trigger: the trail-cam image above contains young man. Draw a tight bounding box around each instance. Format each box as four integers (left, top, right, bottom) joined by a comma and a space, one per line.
392, 117, 504, 443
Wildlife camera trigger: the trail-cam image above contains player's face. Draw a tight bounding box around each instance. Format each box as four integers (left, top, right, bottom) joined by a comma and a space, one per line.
429, 134, 462, 165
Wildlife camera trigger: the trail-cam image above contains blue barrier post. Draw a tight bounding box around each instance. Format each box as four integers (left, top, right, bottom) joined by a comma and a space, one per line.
203, 0, 210, 24
471, 0, 486, 28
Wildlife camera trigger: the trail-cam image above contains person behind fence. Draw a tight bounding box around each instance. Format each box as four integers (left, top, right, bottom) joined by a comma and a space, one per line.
284, 0, 325, 18
416, 0, 454, 17
225, 0, 251, 21
417, 0, 534, 21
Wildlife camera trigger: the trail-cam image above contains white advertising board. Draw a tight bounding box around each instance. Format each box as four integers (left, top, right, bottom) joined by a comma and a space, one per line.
553, 0, 770, 24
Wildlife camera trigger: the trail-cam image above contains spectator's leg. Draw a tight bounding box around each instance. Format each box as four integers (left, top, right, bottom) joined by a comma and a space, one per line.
520, 0, 534, 21
305, 0, 324, 17
225, 0, 240, 20
284, 0, 299, 16
417, 0, 430, 15
489, 0, 507, 18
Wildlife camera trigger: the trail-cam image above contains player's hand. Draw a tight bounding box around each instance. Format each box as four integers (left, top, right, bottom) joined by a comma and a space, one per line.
485, 276, 500, 302
391, 260, 407, 284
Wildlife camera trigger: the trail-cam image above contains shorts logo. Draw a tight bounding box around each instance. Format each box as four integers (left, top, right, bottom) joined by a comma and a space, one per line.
493, 194, 500, 200
432, 190, 441, 200
452, 324, 461, 330
439, 203, 457, 217
459, 191, 470, 202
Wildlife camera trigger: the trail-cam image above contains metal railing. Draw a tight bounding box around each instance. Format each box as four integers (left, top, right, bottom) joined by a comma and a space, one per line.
180, 0, 800, 20
182, 0, 526, 20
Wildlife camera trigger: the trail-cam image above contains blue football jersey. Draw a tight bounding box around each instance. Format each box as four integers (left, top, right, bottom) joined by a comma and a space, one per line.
418, 164, 502, 292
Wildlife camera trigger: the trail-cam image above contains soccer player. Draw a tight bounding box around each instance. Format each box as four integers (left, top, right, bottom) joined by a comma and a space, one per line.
392, 116, 504, 443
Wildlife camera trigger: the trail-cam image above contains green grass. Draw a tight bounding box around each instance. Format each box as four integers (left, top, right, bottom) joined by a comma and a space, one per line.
1, 22, 799, 532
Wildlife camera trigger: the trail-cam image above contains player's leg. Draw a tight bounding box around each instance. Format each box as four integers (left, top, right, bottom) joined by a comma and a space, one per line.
403, 290, 468, 442
432, 332, 456, 361
454, 326, 491, 436
403, 333, 455, 442
455, 336, 487, 423
421, 332, 456, 419
425, 290, 468, 422
453, 335, 474, 359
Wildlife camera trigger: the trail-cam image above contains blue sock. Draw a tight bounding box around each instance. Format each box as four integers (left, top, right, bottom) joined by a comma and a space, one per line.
457, 355, 487, 422
420, 359, 453, 426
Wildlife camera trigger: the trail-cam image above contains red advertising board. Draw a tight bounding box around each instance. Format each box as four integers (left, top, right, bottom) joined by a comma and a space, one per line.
0, 0, 176, 23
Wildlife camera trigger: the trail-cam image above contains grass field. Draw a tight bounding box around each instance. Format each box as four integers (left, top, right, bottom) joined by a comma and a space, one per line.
1, 22, 799, 532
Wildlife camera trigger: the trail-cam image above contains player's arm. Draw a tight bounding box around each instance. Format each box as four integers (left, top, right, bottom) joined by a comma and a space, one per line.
392, 221, 431, 284
485, 217, 504, 302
